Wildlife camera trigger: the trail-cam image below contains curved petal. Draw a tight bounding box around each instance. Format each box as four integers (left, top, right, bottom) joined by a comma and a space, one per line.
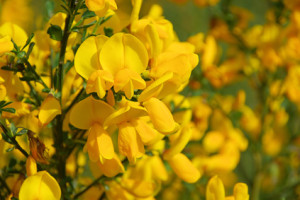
118, 122, 144, 164
0, 35, 13, 54
163, 125, 192, 159
114, 68, 146, 99
97, 154, 125, 177
70, 96, 114, 129
132, 119, 158, 145
104, 103, 147, 127
138, 72, 173, 102
86, 123, 114, 162
0, 22, 27, 47
206, 176, 225, 200
39, 95, 62, 125
19, 171, 61, 200
143, 97, 178, 134
167, 153, 201, 183
100, 33, 148, 76
86, 70, 114, 98
74, 35, 108, 79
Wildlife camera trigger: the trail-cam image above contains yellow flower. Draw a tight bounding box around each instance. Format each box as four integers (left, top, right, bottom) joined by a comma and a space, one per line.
19, 171, 61, 200
26, 155, 37, 176
104, 100, 149, 163
39, 94, 62, 126
75, 33, 148, 99
85, 0, 117, 17
0, 22, 27, 48
167, 153, 201, 183
0, 35, 13, 54
70, 96, 115, 164
143, 97, 178, 134
206, 176, 249, 200
206, 176, 225, 200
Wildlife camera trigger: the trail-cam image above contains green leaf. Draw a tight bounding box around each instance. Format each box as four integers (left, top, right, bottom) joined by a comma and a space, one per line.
17, 51, 26, 59
0, 100, 8, 107
6, 146, 15, 152
11, 39, 20, 51
47, 24, 63, 41
9, 158, 17, 168
82, 10, 96, 19
42, 88, 51, 93
61, 4, 71, 14
1, 132, 13, 144
22, 33, 34, 50
20, 76, 35, 81
26, 42, 35, 58
10, 123, 17, 134
64, 60, 73, 73
104, 27, 114, 37
72, 20, 97, 31
15, 128, 28, 136
1, 108, 16, 113
45, 0, 55, 18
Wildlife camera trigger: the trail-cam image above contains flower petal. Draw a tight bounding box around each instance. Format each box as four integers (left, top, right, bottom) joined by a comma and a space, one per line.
74, 35, 108, 79
118, 122, 144, 164
167, 153, 201, 183
19, 171, 61, 200
206, 176, 225, 200
70, 96, 114, 129
143, 97, 178, 134
100, 33, 148, 76
97, 154, 125, 177
39, 95, 62, 125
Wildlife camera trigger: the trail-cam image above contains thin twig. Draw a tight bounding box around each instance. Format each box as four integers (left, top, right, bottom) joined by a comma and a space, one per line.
0, 175, 11, 195
73, 176, 104, 199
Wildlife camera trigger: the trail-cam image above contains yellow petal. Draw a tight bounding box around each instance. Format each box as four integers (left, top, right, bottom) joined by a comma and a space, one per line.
203, 131, 225, 153
118, 122, 144, 164
138, 72, 173, 102
0, 35, 13, 54
145, 23, 163, 59
0, 84, 7, 101
130, 0, 143, 22
121, 179, 156, 198
70, 96, 114, 129
132, 119, 158, 145
234, 183, 249, 200
163, 125, 192, 159
167, 153, 201, 183
26, 155, 37, 176
100, 33, 148, 76
97, 154, 125, 177
104, 102, 147, 127
143, 97, 178, 134
74, 35, 108, 79
86, 123, 114, 162
86, 70, 114, 98
86, 0, 106, 11
150, 156, 168, 181
114, 68, 146, 99
206, 176, 225, 200
0, 22, 27, 47
19, 171, 61, 200
39, 95, 61, 125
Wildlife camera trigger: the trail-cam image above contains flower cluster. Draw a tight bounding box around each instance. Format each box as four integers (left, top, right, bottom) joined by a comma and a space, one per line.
1, 0, 300, 199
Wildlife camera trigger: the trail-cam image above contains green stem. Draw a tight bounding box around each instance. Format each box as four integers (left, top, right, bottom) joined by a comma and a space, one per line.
0, 122, 29, 158
24, 59, 49, 90
0, 175, 11, 195
252, 152, 262, 200
73, 176, 104, 199
64, 87, 84, 115
54, 0, 77, 197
